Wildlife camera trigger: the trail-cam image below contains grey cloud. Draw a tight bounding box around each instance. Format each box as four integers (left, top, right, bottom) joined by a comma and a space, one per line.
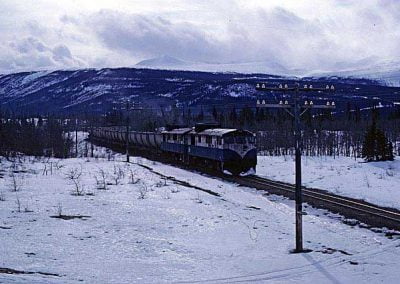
1, 37, 84, 73
88, 10, 223, 62
10, 37, 49, 54
53, 44, 72, 61
1, 1, 400, 74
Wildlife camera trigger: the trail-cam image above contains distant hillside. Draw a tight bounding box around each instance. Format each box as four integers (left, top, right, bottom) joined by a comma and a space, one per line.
0, 67, 398, 116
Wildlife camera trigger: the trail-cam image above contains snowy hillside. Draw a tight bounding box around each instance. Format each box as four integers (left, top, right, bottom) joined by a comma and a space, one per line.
0, 67, 398, 115
1, 148, 400, 283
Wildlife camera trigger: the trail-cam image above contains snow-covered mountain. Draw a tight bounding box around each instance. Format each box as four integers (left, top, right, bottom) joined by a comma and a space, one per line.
136, 55, 187, 68
135, 56, 303, 77
309, 60, 400, 87
137, 56, 400, 87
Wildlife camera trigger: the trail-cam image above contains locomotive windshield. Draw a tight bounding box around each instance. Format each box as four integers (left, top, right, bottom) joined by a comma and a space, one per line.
225, 136, 255, 144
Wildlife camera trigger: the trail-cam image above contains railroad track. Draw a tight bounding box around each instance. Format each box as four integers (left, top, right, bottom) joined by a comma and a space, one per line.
231, 175, 400, 232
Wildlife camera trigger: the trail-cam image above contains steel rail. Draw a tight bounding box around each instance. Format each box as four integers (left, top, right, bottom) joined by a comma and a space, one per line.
249, 176, 400, 218
237, 176, 400, 224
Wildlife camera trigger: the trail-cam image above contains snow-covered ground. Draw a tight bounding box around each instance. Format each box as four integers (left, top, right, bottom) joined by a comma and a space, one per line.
257, 155, 400, 210
1, 144, 400, 283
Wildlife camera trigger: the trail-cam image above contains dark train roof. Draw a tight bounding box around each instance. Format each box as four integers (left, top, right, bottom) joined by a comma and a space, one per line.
163, 127, 254, 137
162, 128, 192, 135
197, 128, 254, 137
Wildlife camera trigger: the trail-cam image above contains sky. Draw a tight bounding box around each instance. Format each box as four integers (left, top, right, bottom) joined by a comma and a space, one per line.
0, 0, 399, 74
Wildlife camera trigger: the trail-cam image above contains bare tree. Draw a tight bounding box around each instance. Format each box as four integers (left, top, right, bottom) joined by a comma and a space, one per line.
65, 166, 85, 196
95, 168, 109, 190
137, 182, 148, 199
9, 172, 22, 192
112, 164, 124, 185
128, 169, 140, 184
0, 190, 6, 201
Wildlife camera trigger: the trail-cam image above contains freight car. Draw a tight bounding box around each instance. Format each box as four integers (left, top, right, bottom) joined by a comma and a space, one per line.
90, 124, 257, 175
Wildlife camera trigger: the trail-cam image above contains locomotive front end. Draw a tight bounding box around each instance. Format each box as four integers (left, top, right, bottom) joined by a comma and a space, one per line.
222, 130, 257, 176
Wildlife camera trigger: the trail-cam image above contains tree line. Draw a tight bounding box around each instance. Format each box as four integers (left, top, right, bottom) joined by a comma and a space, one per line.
1, 102, 398, 161
100, 103, 399, 160
0, 116, 73, 159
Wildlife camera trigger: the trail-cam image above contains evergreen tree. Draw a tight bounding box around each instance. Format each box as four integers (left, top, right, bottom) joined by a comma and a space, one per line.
362, 122, 377, 162
362, 122, 393, 162
386, 142, 394, 161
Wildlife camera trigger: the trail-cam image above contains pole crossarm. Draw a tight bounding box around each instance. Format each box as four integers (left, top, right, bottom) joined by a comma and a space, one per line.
256, 83, 335, 92
256, 102, 336, 109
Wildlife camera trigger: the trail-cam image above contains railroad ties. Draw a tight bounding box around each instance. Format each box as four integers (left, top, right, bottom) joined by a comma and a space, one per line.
233, 175, 400, 232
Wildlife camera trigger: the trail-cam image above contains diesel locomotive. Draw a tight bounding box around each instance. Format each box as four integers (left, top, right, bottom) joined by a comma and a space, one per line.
89, 124, 257, 175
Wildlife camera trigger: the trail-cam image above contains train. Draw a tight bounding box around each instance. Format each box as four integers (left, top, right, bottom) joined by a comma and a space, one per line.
89, 123, 257, 175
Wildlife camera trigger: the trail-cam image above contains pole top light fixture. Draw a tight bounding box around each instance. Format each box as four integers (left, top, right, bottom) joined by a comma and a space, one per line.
256, 82, 334, 92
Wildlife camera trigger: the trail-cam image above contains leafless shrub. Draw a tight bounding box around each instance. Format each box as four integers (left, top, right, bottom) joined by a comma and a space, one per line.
15, 195, 21, 213
0, 190, 6, 201
107, 151, 114, 161
95, 169, 109, 190
24, 202, 33, 213
163, 188, 171, 199
54, 160, 64, 171
9, 173, 22, 192
386, 168, 394, 177
56, 202, 63, 217
65, 166, 85, 196
112, 165, 124, 185
137, 182, 148, 199
194, 192, 203, 204
42, 162, 54, 175
171, 186, 180, 194
155, 177, 167, 188
129, 169, 140, 184
364, 174, 370, 188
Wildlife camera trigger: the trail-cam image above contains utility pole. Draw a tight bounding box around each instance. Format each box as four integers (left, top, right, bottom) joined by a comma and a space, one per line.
75, 117, 78, 158
256, 82, 335, 253
125, 100, 130, 163
122, 101, 143, 163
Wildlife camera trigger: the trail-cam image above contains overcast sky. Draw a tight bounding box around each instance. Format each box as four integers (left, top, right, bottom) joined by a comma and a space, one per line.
0, 0, 399, 74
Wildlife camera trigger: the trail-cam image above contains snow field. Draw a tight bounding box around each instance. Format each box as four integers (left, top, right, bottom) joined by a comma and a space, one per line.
0, 150, 399, 283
